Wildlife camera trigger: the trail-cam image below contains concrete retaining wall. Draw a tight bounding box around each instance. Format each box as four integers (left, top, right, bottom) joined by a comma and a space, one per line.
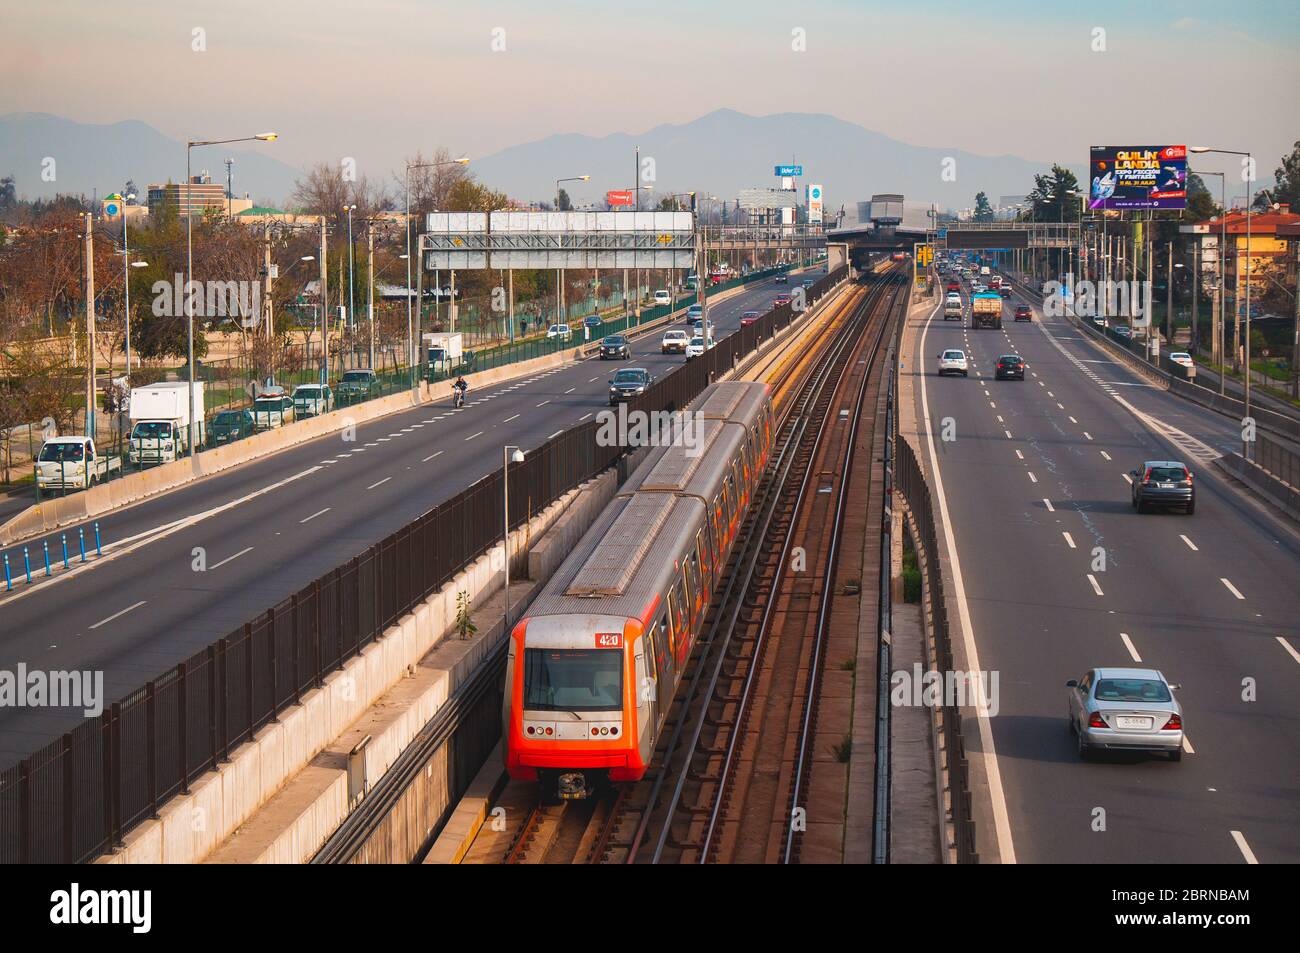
98, 466, 621, 864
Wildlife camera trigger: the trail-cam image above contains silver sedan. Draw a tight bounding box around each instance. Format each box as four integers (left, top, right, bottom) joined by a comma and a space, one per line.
1066, 667, 1184, 761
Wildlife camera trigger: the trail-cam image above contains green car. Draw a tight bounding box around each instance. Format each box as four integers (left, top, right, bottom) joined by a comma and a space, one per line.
210, 409, 255, 445
337, 369, 380, 405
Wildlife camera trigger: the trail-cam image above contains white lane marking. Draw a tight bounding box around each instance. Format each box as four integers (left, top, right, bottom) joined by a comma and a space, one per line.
1086, 574, 1104, 596
422, 450, 444, 463
1056, 402, 1065, 410
1100, 451, 1111, 460
1062, 532, 1076, 549
1122, 472, 1133, 484
337, 453, 352, 458
300, 507, 331, 524
536, 400, 550, 407
352, 447, 366, 452
1180, 534, 1198, 551
989, 401, 996, 408
410, 424, 423, 428
209, 546, 254, 570
1276, 637, 1300, 665
996, 415, 1004, 423
319, 459, 337, 465
1037, 381, 1044, 387
1182, 735, 1195, 754
918, 298, 1017, 864
1119, 632, 1142, 662
1027, 471, 1037, 483
1083, 432, 1092, 440
579, 413, 593, 422
564, 388, 575, 394
1048, 391, 1055, 397
1043, 499, 1055, 512
1004, 430, 1013, 439
1031, 372, 1038, 378
1068, 416, 1078, 424
1230, 832, 1258, 864
503, 414, 520, 423
588, 376, 599, 382
89, 600, 147, 630
549, 430, 563, 439
1015, 450, 1024, 460
465, 431, 483, 441
366, 477, 392, 490
1220, 578, 1245, 600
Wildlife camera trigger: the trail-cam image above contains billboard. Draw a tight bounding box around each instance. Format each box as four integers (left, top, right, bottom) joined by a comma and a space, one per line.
739, 188, 797, 211
606, 190, 634, 207
775, 164, 803, 177
807, 184, 824, 223
1089, 145, 1187, 210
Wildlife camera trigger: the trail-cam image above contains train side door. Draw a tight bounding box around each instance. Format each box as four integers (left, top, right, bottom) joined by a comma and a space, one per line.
649, 617, 673, 730
634, 637, 657, 760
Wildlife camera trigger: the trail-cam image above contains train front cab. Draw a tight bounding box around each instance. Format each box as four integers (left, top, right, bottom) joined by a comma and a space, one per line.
505, 613, 659, 799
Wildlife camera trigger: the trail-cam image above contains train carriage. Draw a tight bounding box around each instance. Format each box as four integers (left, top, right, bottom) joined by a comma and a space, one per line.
504, 382, 774, 800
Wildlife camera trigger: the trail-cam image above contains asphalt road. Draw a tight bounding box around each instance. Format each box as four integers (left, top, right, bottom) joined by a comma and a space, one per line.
0, 270, 817, 765
911, 272, 1300, 863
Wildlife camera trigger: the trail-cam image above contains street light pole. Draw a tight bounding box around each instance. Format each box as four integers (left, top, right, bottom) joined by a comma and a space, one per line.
502, 445, 525, 641
406, 156, 470, 387
186, 132, 277, 455
344, 204, 356, 339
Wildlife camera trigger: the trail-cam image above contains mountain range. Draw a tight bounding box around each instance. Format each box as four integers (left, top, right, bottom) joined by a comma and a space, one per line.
0, 109, 1079, 213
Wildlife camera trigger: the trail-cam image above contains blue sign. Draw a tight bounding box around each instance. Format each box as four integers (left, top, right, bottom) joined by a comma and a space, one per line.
775, 165, 803, 177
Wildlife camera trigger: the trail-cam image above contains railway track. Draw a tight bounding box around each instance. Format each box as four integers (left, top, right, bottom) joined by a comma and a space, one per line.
605, 270, 903, 864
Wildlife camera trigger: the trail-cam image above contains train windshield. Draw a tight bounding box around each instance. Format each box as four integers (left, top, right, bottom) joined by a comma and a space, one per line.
523, 648, 623, 712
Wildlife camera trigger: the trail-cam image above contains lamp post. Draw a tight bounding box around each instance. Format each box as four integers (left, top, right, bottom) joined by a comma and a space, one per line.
1192, 146, 1254, 452
554, 176, 590, 322
406, 157, 470, 386
187, 132, 277, 455
502, 445, 525, 640
343, 204, 357, 337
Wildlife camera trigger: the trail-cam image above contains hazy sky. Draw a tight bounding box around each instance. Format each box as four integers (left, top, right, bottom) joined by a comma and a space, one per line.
3, 0, 1297, 202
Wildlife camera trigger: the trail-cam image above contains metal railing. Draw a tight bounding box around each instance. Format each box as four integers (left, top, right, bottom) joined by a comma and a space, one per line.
0, 263, 848, 864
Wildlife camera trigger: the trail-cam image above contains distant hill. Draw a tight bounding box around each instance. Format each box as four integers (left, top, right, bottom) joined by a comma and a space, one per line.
0, 113, 303, 205
470, 108, 1082, 213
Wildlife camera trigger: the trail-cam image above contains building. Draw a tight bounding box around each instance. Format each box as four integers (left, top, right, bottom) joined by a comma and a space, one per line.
146, 172, 250, 219
1186, 204, 1300, 304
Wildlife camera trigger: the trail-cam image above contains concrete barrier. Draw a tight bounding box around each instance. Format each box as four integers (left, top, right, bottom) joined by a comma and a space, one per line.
1214, 451, 1300, 522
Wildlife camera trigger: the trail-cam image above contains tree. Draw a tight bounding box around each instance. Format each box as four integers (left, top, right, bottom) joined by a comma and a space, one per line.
1254, 140, 1300, 211
123, 180, 139, 204
0, 174, 15, 210
1026, 165, 1082, 222
973, 192, 994, 222
556, 188, 572, 211
1185, 173, 1219, 222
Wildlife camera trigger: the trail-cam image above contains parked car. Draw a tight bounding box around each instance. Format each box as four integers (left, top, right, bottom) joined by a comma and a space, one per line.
35, 436, 120, 491
546, 323, 573, 340
252, 388, 294, 429
1014, 305, 1033, 322
1169, 352, 1194, 369
583, 314, 603, 331
994, 354, 1026, 380
337, 369, 380, 404
600, 335, 630, 360
210, 409, 255, 445
661, 329, 690, 353
292, 383, 334, 418
1067, 668, 1183, 761
609, 367, 654, 404
1131, 460, 1195, 514
653, 290, 672, 306
937, 349, 969, 377
740, 311, 761, 327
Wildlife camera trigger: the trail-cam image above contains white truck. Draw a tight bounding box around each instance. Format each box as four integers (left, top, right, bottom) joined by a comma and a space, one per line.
128, 381, 205, 465
35, 436, 121, 491
422, 332, 464, 376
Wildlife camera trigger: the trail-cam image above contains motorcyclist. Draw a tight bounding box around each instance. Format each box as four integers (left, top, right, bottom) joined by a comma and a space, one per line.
453, 375, 468, 407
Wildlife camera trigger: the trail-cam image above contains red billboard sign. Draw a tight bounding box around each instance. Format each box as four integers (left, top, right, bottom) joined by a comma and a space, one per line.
606, 190, 634, 207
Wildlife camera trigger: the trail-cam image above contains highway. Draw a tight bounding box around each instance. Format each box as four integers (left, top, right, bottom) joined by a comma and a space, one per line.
909, 274, 1300, 863
0, 272, 811, 766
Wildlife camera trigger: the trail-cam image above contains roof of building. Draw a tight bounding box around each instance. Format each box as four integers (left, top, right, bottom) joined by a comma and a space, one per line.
1190, 204, 1299, 234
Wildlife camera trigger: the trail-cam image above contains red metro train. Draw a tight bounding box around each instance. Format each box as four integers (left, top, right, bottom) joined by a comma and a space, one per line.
504, 381, 774, 799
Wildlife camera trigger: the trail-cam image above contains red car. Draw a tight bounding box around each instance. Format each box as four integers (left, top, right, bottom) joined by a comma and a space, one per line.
946, 280, 960, 293
773, 294, 792, 307
1014, 305, 1033, 322
740, 311, 761, 327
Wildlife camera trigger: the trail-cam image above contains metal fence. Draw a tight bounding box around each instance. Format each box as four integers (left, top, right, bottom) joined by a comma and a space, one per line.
0, 264, 846, 864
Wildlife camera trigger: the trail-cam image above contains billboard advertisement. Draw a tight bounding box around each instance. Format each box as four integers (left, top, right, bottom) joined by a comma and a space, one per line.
739, 188, 797, 211
1089, 145, 1187, 210
606, 190, 634, 207
807, 184, 824, 223
774, 164, 803, 177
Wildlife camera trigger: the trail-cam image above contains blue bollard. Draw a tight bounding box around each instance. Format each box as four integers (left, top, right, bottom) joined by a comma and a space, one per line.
23, 546, 31, 583
61, 533, 70, 570
3, 553, 11, 591
78, 527, 86, 562
94, 521, 102, 557
43, 540, 51, 577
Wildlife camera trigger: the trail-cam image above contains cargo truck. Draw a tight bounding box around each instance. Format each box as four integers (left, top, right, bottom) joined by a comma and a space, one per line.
422, 332, 464, 379
128, 381, 205, 465
971, 292, 1003, 329
35, 436, 121, 491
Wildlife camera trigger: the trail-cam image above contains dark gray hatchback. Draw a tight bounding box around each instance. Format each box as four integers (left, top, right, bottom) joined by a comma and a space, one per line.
1131, 461, 1195, 514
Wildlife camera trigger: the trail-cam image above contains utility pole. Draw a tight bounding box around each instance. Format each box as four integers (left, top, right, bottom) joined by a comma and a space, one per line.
1166, 240, 1174, 351
225, 158, 234, 220
319, 217, 328, 382
263, 219, 274, 339
368, 224, 376, 370
1292, 235, 1300, 398
415, 236, 425, 384
508, 269, 515, 343
84, 213, 96, 441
